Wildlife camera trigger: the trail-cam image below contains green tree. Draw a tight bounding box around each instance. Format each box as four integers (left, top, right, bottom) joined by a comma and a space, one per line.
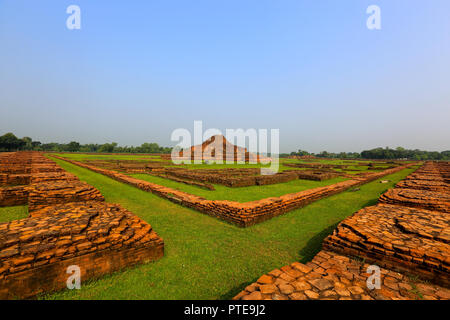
0, 133, 25, 151
67, 141, 81, 152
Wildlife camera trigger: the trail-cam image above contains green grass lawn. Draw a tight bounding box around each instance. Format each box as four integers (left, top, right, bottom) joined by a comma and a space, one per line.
43, 157, 416, 300
0, 205, 28, 223
131, 174, 347, 202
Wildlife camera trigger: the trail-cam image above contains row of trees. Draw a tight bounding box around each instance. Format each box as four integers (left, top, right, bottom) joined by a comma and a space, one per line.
360, 147, 450, 160
0, 133, 172, 154
289, 149, 362, 159
289, 147, 450, 160
2, 132, 448, 160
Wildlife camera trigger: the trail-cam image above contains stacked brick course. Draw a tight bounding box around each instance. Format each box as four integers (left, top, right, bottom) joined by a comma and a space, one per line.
322, 204, 449, 286
234, 250, 449, 300
379, 188, 449, 213
324, 161, 450, 284
27, 181, 105, 213
0, 152, 164, 299
234, 161, 450, 300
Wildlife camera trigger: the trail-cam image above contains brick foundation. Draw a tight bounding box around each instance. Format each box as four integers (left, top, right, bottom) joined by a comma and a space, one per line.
234, 161, 450, 300
234, 250, 449, 300
0, 152, 164, 299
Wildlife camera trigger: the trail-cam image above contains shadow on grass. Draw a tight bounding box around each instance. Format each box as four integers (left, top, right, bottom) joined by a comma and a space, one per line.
298, 223, 339, 264
361, 198, 379, 209
219, 280, 256, 300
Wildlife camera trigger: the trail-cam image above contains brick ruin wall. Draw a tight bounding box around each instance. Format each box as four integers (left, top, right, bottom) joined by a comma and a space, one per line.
234, 161, 450, 300
0, 152, 164, 299
52, 155, 412, 227
323, 161, 450, 285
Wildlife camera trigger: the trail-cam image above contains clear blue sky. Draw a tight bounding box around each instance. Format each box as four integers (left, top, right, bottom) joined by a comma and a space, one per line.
1, 0, 449, 153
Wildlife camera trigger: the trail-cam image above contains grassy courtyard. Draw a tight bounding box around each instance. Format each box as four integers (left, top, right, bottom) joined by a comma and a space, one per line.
42, 158, 415, 300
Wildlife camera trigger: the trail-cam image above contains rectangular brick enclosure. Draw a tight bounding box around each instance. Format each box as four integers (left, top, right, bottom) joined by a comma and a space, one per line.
234, 161, 450, 300
52, 155, 413, 227
0, 152, 164, 299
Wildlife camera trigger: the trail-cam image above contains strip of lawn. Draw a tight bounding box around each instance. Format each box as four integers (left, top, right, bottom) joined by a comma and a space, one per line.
0, 205, 28, 223
45, 158, 416, 300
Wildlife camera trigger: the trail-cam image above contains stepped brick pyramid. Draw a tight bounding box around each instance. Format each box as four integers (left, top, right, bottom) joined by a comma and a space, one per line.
234, 161, 450, 300
52, 155, 413, 227
175, 134, 270, 163
0, 152, 163, 299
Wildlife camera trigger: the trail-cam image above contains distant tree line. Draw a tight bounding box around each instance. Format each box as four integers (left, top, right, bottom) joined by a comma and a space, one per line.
0, 132, 172, 154
2, 132, 448, 160
289, 147, 450, 160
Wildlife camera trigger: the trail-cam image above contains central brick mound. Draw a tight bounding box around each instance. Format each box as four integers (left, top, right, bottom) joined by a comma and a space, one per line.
52, 155, 412, 227
0, 152, 164, 299
175, 134, 270, 163
235, 161, 450, 300
234, 251, 449, 300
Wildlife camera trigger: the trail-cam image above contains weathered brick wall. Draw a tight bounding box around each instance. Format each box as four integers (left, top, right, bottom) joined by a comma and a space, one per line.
379, 188, 450, 213
52, 155, 412, 227
0, 152, 164, 299
322, 204, 449, 286
0, 202, 164, 299
152, 172, 215, 190
0, 186, 29, 207
323, 161, 450, 286
0, 174, 30, 186
289, 170, 340, 181
234, 250, 449, 300
30, 171, 79, 184
27, 181, 105, 213
395, 179, 449, 193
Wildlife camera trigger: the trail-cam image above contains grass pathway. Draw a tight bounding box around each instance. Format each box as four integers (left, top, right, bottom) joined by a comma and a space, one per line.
45, 158, 415, 300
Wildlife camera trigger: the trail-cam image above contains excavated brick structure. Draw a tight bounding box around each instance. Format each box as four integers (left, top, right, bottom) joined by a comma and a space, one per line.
378, 189, 450, 213
0, 202, 163, 299
27, 181, 105, 213
234, 162, 450, 300
0, 152, 34, 207
51, 155, 412, 227
0, 152, 164, 299
322, 204, 449, 286
395, 179, 449, 193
